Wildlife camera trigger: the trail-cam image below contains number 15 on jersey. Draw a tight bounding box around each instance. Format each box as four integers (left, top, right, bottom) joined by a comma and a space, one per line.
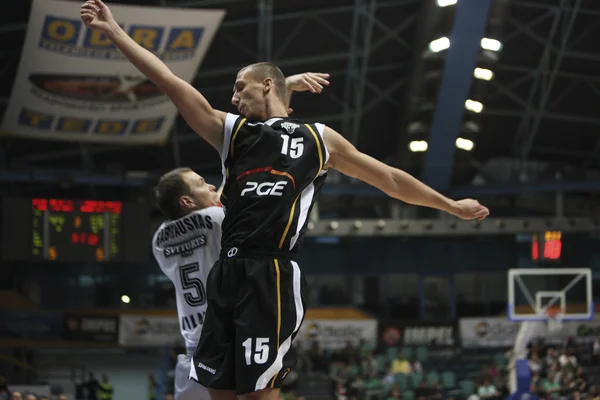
280, 135, 303, 159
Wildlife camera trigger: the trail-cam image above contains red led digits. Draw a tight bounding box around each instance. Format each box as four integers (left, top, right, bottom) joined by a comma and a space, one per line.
88, 233, 99, 246
49, 199, 74, 212
70, 232, 99, 246
544, 240, 562, 260
32, 198, 48, 211
80, 200, 123, 213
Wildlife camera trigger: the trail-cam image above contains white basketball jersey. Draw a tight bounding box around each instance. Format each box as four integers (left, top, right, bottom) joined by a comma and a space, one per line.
152, 206, 224, 350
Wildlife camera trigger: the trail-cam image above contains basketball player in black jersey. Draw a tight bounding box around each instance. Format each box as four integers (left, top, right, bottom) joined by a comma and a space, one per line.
82, 1, 490, 399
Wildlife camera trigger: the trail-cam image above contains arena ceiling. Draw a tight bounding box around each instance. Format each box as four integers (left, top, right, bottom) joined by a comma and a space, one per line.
1, 0, 600, 201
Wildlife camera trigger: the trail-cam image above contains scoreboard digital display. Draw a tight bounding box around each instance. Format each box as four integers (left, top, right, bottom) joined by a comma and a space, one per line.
31, 198, 122, 262
2, 197, 149, 264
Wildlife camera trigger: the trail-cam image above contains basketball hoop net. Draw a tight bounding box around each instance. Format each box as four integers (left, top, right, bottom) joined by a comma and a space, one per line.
546, 306, 564, 332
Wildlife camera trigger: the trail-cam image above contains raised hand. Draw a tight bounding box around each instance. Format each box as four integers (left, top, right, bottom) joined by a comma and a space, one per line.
451, 199, 490, 221
80, 0, 116, 33
286, 72, 330, 94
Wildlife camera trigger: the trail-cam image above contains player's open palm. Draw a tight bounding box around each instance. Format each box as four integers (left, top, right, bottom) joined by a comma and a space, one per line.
81, 0, 115, 33
452, 198, 490, 221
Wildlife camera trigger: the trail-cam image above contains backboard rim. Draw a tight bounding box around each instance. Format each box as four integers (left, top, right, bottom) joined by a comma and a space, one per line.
506, 302, 595, 322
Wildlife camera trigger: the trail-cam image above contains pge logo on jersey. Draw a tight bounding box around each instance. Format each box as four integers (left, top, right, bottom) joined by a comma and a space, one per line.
241, 181, 288, 197
39, 15, 205, 61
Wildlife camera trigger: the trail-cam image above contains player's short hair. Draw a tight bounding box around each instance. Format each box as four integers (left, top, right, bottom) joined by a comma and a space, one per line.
240, 62, 287, 101
155, 167, 192, 220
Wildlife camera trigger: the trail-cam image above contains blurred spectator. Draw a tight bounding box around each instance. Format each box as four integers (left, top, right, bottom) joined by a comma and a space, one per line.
387, 387, 401, 400
589, 385, 600, 400
545, 347, 558, 369
477, 378, 498, 400
528, 351, 542, 373
493, 371, 508, 397
347, 375, 364, 399
594, 336, 600, 366
410, 356, 423, 374
163, 392, 173, 400
85, 373, 99, 400
11, 392, 22, 400
541, 372, 561, 399
25, 395, 35, 400
391, 354, 410, 375
429, 383, 444, 400
334, 382, 348, 400
415, 381, 431, 398
0, 376, 7, 400
58, 396, 68, 400
361, 353, 377, 376
98, 375, 113, 400
308, 342, 327, 373
341, 341, 359, 365
558, 348, 578, 370
148, 374, 159, 400
382, 368, 396, 387
330, 364, 350, 387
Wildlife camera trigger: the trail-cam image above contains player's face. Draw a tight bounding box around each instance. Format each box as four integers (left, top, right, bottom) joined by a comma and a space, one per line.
231, 68, 270, 121
179, 171, 218, 212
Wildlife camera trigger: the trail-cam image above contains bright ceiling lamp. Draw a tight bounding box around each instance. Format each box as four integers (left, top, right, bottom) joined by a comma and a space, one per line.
474, 67, 494, 81
456, 138, 474, 151
409, 141, 428, 152
429, 37, 450, 53
481, 37, 502, 51
465, 99, 483, 113
437, 0, 457, 6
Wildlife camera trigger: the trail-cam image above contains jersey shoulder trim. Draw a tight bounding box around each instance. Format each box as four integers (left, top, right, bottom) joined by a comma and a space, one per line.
314, 123, 330, 167
222, 113, 240, 160
222, 113, 246, 181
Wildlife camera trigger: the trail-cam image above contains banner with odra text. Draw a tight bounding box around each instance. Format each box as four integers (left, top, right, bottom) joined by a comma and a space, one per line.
1, 0, 225, 143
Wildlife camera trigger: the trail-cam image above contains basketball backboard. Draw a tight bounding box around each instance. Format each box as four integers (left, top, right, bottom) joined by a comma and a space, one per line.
508, 268, 593, 321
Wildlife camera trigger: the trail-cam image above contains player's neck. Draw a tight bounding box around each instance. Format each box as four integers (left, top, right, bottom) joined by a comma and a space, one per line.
264, 99, 288, 120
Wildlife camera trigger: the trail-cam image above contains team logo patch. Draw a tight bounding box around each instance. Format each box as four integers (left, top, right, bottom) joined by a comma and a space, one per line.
281, 122, 300, 134
227, 247, 238, 258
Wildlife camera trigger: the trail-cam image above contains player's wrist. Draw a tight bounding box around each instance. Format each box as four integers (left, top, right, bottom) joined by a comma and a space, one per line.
105, 21, 122, 37
444, 198, 460, 216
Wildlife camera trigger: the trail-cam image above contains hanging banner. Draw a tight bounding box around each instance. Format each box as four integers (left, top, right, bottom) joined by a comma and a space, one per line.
62, 314, 119, 343
119, 315, 183, 347
379, 321, 457, 347
1, 0, 225, 143
295, 319, 378, 350
459, 316, 600, 348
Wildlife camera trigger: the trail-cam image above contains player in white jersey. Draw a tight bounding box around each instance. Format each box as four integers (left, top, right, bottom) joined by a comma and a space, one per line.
152, 167, 223, 400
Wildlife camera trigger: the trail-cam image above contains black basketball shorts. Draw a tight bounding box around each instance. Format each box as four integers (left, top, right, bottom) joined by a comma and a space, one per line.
190, 254, 307, 395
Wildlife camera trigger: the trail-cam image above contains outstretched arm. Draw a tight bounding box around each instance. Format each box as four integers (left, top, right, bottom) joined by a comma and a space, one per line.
323, 127, 490, 220
81, 0, 225, 151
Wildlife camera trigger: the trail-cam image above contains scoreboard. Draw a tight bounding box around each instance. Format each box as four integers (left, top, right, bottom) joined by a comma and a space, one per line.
31, 198, 122, 262
2, 197, 149, 264
531, 230, 563, 263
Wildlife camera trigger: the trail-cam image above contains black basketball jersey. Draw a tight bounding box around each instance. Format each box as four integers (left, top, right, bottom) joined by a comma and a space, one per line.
218, 113, 328, 254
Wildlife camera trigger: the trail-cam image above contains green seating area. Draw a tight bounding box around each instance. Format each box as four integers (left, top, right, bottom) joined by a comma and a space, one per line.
362, 346, 509, 399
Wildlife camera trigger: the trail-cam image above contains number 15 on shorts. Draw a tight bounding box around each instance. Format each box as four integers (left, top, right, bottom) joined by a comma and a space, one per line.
242, 337, 270, 365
